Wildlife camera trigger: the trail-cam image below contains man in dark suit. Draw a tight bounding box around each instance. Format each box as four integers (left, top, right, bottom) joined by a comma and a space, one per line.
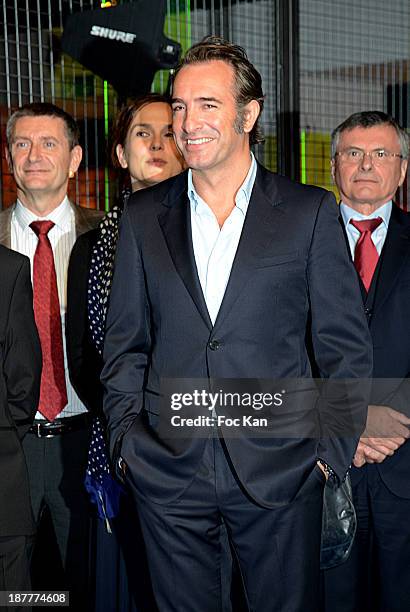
102, 37, 372, 612
2, 102, 102, 609
0, 245, 41, 603
322, 111, 410, 612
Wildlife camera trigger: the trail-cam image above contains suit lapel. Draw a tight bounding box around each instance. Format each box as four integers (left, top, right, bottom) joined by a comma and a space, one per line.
364, 256, 382, 307
0, 205, 14, 248
338, 215, 369, 302
372, 204, 410, 314
158, 167, 283, 331
213, 165, 283, 330
338, 205, 410, 309
158, 174, 212, 330
0, 202, 102, 248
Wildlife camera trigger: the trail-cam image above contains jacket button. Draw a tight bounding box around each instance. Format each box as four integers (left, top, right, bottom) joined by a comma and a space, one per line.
364, 307, 372, 316
208, 340, 221, 351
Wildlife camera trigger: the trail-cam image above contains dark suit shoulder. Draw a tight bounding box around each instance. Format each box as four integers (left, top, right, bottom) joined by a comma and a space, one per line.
0, 246, 32, 340
0, 243, 29, 272
0, 247, 30, 336
126, 171, 188, 215
71, 227, 99, 259
391, 202, 410, 226
256, 163, 330, 202
124, 164, 334, 225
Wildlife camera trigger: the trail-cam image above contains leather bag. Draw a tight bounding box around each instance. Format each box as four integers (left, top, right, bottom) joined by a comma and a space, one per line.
320, 473, 357, 570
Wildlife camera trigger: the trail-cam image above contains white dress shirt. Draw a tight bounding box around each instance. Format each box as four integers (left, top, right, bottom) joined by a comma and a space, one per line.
188, 154, 257, 325
11, 197, 87, 419
340, 200, 392, 259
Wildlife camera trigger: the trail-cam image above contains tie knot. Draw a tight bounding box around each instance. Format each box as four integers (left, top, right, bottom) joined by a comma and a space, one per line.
30, 220, 55, 237
350, 217, 382, 235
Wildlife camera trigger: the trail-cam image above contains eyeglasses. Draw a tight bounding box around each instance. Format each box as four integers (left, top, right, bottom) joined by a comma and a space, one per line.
335, 148, 403, 165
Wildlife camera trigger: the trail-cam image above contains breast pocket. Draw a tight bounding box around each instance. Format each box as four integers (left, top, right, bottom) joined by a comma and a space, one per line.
255, 251, 299, 269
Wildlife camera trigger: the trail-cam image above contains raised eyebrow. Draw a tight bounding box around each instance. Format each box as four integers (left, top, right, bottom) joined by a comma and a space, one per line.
41, 136, 59, 143
12, 136, 31, 143
171, 97, 223, 105
12, 135, 59, 143
198, 97, 222, 104
346, 146, 386, 150
131, 123, 152, 129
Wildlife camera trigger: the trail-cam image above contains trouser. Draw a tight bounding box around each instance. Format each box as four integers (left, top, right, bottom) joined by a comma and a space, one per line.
128, 437, 325, 612
0, 535, 32, 612
22, 427, 92, 611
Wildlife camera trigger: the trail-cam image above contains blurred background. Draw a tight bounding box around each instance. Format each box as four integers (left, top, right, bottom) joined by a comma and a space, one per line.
1, 0, 408, 211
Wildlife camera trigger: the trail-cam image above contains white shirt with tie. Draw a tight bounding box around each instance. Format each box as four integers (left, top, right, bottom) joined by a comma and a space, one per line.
11, 196, 87, 419
340, 200, 392, 258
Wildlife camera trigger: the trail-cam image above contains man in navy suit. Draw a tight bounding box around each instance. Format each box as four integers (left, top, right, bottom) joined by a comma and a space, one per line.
322, 111, 410, 612
102, 37, 372, 612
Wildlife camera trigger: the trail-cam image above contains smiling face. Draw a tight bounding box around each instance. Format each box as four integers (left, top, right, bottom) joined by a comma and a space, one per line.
172, 60, 258, 179
116, 102, 185, 191
332, 124, 408, 214
7, 115, 82, 214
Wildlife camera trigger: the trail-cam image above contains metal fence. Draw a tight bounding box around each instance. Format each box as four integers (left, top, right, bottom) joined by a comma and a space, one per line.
1, 0, 408, 210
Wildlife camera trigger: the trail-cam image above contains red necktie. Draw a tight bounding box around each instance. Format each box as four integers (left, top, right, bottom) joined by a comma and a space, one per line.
350, 217, 383, 292
30, 221, 67, 421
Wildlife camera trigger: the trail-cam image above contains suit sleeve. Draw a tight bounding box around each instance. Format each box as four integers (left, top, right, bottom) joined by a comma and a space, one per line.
382, 378, 410, 416
307, 191, 373, 480
101, 203, 151, 460
5, 257, 41, 438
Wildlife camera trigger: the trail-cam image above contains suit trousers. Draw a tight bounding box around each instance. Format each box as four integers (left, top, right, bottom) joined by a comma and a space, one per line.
0, 535, 32, 612
22, 427, 92, 611
129, 436, 325, 612
321, 464, 410, 612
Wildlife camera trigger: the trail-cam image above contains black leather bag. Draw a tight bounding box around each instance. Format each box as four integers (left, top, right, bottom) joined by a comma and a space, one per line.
320, 473, 356, 570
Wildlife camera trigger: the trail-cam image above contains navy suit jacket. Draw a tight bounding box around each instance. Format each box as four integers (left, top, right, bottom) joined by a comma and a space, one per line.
350, 203, 410, 498
102, 165, 372, 508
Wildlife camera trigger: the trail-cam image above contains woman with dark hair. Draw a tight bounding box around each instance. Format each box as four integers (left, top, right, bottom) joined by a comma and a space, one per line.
66, 93, 185, 612
88, 93, 184, 354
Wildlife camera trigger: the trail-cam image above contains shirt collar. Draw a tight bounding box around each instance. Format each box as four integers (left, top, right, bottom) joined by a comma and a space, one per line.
188, 153, 257, 216
15, 196, 73, 232
340, 200, 392, 230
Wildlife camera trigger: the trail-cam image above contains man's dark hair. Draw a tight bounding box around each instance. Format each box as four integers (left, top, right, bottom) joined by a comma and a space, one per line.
173, 35, 265, 146
331, 110, 409, 159
6, 102, 80, 151
110, 93, 171, 168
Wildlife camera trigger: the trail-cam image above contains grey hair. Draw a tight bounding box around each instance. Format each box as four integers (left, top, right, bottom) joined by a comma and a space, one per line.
331, 111, 409, 160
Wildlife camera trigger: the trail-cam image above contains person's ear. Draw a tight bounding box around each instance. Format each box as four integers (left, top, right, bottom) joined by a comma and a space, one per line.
116, 144, 129, 170
398, 158, 408, 188
330, 159, 336, 182
5, 147, 13, 172
69, 145, 83, 177
242, 100, 261, 135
